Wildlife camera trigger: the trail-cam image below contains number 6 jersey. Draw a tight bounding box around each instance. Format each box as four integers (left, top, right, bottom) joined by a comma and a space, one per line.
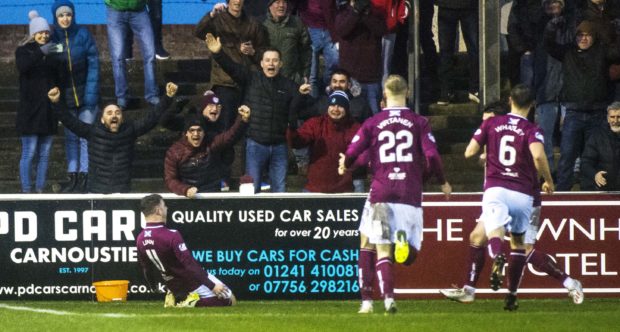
472, 113, 544, 195
344, 107, 446, 207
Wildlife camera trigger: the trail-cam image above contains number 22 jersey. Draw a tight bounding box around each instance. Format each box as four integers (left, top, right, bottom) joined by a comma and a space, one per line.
345, 107, 446, 207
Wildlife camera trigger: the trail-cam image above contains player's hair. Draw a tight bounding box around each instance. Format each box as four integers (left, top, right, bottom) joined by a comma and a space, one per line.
510, 84, 534, 109
607, 101, 620, 112
140, 194, 163, 216
483, 100, 509, 116
383, 75, 407, 97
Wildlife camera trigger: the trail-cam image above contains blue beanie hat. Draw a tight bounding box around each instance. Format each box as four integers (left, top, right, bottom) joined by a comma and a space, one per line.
328, 90, 350, 111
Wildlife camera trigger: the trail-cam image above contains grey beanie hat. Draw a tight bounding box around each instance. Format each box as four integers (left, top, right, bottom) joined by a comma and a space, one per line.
55, 5, 73, 17
28, 10, 51, 36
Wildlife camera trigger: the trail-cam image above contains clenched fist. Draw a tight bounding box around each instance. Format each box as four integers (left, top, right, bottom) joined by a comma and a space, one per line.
48, 87, 60, 103
166, 82, 178, 98
238, 105, 251, 122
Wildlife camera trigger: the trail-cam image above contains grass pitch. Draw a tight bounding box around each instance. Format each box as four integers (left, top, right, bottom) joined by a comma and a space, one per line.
1, 298, 618, 332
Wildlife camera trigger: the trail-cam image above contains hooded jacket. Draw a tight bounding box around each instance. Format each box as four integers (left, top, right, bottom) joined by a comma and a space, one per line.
51, 0, 100, 109
53, 96, 170, 193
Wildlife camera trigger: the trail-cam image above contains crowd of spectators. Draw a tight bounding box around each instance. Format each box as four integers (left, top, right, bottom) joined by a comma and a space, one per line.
13, 0, 620, 194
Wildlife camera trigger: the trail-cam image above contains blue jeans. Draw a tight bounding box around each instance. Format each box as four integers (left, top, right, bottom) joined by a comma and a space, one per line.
360, 82, 382, 115
246, 138, 288, 193
535, 102, 561, 172
106, 7, 159, 106
520, 52, 534, 87
308, 28, 339, 98
20, 135, 53, 193
65, 106, 95, 173
437, 7, 479, 95
556, 110, 606, 191
381, 33, 397, 84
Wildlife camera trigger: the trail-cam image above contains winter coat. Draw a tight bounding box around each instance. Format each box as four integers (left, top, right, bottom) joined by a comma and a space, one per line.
581, 124, 620, 191
160, 98, 234, 176
287, 114, 360, 193
534, 15, 576, 104
296, 0, 339, 40
371, 0, 408, 33
335, 5, 386, 83
195, 10, 268, 88
262, 12, 312, 84
507, 0, 546, 55
15, 42, 59, 136
164, 117, 247, 195
51, 0, 100, 109
212, 50, 304, 145
53, 96, 170, 193
545, 25, 620, 110
104, 0, 146, 11
434, 0, 477, 10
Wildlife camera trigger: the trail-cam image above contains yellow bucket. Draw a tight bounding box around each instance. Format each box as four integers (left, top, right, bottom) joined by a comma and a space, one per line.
92, 280, 129, 302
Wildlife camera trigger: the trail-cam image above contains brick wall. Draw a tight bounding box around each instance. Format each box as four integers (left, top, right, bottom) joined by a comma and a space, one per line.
0, 24, 207, 61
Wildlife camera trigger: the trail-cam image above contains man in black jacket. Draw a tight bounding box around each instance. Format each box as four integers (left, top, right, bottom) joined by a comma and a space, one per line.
205, 32, 312, 193
47, 83, 177, 193
581, 102, 620, 191
544, 20, 620, 190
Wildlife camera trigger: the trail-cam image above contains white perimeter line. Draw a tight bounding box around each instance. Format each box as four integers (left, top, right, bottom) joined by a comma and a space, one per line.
422, 201, 620, 207
0, 303, 135, 317
395, 288, 620, 294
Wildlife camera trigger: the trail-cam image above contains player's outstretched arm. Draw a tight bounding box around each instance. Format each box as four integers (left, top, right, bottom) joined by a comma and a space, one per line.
464, 139, 481, 159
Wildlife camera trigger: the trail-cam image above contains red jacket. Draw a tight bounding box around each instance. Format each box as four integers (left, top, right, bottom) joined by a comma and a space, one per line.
287, 114, 360, 193
371, 0, 409, 33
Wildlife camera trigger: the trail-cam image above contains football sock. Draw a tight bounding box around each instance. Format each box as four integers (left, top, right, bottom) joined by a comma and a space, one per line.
359, 249, 376, 301
527, 249, 568, 283
376, 257, 394, 299
508, 249, 527, 294
464, 244, 486, 288
487, 237, 503, 259
196, 297, 233, 307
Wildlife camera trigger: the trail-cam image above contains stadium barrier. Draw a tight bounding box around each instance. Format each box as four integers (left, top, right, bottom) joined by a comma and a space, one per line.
0, 192, 618, 301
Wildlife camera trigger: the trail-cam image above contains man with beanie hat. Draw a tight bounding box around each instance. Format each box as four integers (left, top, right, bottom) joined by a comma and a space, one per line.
287, 90, 361, 193
51, 0, 100, 193
544, 18, 620, 190
104, 0, 159, 109
164, 105, 250, 197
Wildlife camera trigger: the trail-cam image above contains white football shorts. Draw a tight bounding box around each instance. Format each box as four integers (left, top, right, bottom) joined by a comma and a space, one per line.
359, 200, 423, 250
480, 187, 533, 236
524, 205, 542, 245
191, 275, 233, 299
